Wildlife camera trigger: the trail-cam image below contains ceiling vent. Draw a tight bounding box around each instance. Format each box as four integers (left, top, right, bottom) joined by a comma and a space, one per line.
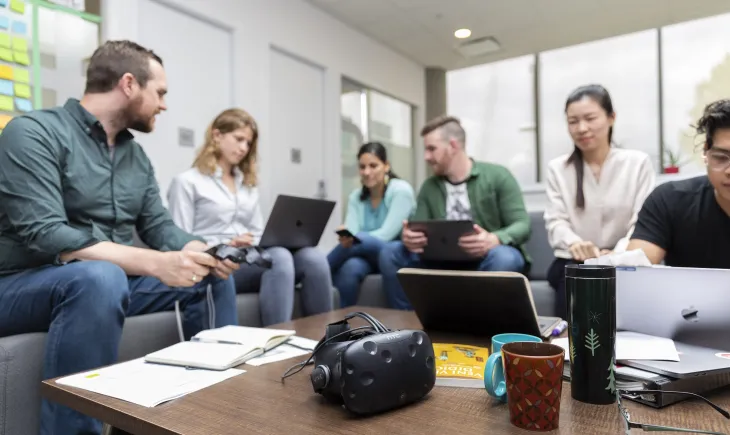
456, 36, 501, 58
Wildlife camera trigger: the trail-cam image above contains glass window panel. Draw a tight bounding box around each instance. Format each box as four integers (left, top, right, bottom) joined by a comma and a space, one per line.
368, 90, 415, 187
660, 13, 730, 175
447, 55, 537, 185
538, 29, 660, 179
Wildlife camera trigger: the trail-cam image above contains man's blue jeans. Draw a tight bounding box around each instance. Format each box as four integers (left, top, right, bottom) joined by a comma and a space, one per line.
378, 241, 526, 310
327, 233, 386, 307
0, 260, 238, 435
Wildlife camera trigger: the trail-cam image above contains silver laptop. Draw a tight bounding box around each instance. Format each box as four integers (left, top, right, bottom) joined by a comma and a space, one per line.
397, 269, 562, 340
258, 195, 335, 249
621, 342, 730, 379
616, 266, 730, 351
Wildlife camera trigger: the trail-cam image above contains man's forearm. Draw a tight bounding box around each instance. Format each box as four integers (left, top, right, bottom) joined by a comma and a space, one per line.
59, 241, 162, 277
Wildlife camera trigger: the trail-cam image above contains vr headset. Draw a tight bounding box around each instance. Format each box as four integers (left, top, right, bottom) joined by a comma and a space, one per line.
281, 312, 436, 415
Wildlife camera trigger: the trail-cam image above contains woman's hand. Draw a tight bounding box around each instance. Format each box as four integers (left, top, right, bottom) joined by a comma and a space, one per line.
569, 241, 600, 262
231, 233, 254, 248
336, 225, 354, 248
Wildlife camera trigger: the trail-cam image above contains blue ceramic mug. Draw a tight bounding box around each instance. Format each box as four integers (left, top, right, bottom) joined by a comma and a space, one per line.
484, 333, 542, 402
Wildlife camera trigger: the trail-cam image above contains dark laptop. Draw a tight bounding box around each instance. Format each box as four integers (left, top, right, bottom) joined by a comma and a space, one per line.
258, 194, 335, 249
396, 269, 562, 340
407, 219, 476, 262
620, 342, 730, 379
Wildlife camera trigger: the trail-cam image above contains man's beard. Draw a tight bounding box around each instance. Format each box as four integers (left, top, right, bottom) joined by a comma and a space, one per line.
124, 97, 154, 133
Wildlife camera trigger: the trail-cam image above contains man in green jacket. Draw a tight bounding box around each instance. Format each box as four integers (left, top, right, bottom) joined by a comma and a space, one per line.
379, 115, 531, 310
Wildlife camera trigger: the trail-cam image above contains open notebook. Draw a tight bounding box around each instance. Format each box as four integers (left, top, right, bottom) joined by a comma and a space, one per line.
144, 326, 296, 370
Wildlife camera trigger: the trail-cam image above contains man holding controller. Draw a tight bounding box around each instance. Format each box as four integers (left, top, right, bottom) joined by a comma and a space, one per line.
379, 116, 531, 310
0, 40, 238, 435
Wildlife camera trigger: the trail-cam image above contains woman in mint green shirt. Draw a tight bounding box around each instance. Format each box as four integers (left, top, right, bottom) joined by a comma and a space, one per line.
328, 142, 415, 307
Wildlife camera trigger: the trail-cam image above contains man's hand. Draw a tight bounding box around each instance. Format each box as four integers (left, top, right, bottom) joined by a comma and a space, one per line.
569, 241, 601, 262
153, 250, 218, 287
182, 239, 239, 280
458, 224, 500, 258
402, 220, 427, 253
231, 233, 254, 248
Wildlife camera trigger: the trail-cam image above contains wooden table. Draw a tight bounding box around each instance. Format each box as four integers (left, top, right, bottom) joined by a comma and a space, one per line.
43, 307, 730, 434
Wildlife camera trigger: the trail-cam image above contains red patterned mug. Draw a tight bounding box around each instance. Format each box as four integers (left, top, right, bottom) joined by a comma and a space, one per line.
501, 342, 565, 431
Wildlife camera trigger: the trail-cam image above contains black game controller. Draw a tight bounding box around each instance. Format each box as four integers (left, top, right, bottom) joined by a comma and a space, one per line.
205, 244, 273, 268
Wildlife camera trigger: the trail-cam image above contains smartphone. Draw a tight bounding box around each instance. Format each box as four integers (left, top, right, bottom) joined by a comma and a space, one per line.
336, 229, 362, 244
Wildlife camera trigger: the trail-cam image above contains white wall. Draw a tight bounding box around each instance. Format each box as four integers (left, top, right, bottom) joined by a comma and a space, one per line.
101, 0, 426, 234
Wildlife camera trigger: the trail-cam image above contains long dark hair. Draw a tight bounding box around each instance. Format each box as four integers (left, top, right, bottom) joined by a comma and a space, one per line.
565, 84, 615, 209
358, 142, 398, 200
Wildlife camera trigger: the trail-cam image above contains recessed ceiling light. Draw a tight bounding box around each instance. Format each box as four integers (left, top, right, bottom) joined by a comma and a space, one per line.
454, 28, 471, 39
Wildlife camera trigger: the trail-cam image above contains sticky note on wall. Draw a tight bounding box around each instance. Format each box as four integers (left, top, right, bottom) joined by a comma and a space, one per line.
13, 67, 27, 83
13, 82, 28, 98
11, 21, 25, 35
0, 65, 12, 80
0, 33, 10, 49
0, 79, 11, 96
13, 51, 27, 65
14, 97, 30, 112
0, 48, 11, 62
0, 114, 12, 129
0, 17, 9, 31
11, 36, 26, 52
0, 95, 13, 111
10, 0, 24, 15
0, 0, 7, 7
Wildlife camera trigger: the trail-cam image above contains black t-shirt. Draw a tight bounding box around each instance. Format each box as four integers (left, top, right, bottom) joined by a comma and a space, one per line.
631, 175, 730, 268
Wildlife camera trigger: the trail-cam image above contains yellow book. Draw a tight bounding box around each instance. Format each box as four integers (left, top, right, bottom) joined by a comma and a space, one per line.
433, 343, 490, 388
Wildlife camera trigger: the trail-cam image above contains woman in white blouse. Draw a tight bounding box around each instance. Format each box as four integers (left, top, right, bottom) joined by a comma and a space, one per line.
544, 84, 656, 318
167, 108, 332, 326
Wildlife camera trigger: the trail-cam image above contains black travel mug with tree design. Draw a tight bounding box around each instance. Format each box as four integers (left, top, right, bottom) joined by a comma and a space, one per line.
565, 264, 616, 405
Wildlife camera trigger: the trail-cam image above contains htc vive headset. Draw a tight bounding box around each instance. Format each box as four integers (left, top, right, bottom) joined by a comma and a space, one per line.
281, 312, 436, 415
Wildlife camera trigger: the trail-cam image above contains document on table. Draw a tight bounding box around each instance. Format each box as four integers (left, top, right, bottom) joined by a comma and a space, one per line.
55, 358, 244, 407
245, 336, 318, 366
552, 331, 680, 362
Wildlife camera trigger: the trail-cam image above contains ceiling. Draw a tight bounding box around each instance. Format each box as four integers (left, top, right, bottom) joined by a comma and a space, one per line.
307, 0, 730, 70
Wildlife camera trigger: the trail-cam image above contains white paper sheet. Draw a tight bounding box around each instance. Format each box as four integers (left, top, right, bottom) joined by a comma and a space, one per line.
56, 358, 244, 407
552, 331, 679, 362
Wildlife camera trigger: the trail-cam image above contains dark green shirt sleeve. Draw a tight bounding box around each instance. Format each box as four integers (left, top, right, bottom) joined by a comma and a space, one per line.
492, 169, 531, 246
0, 117, 99, 259
412, 180, 435, 221
135, 157, 202, 251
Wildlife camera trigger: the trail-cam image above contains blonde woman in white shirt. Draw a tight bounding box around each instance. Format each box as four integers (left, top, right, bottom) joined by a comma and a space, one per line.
544, 84, 655, 318
167, 108, 332, 326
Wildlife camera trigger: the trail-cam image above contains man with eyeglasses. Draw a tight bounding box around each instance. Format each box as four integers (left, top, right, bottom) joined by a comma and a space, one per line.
627, 99, 730, 267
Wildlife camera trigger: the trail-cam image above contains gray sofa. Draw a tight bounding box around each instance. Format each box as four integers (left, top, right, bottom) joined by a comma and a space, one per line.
0, 211, 555, 435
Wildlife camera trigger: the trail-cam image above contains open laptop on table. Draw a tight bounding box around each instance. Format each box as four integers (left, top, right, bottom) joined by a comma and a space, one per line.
396, 269, 562, 341
258, 194, 335, 249
616, 266, 730, 377
407, 219, 476, 263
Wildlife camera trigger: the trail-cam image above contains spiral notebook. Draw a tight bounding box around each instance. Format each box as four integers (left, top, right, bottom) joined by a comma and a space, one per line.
144, 326, 296, 371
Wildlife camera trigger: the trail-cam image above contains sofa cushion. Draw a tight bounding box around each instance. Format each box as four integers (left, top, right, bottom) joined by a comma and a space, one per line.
525, 211, 554, 281
0, 333, 45, 435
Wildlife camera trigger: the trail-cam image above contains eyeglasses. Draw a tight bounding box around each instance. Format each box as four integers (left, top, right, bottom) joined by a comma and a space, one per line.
618, 389, 729, 434
705, 150, 730, 172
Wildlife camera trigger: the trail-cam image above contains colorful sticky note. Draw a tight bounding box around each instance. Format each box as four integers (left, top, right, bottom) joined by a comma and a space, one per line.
14, 97, 30, 112
13, 82, 27, 98
10, 0, 24, 15
0, 95, 12, 111
12, 50, 27, 65
0, 64, 11, 80
0, 114, 12, 128
0, 0, 7, 6
0, 17, 9, 31
11, 20, 25, 35
0, 47, 10, 62
13, 67, 27, 83
0, 33, 10, 49
0, 78, 11, 95
11, 36, 25, 52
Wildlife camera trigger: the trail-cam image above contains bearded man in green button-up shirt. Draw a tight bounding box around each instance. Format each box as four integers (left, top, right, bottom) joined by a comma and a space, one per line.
378, 115, 532, 310
0, 40, 239, 435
